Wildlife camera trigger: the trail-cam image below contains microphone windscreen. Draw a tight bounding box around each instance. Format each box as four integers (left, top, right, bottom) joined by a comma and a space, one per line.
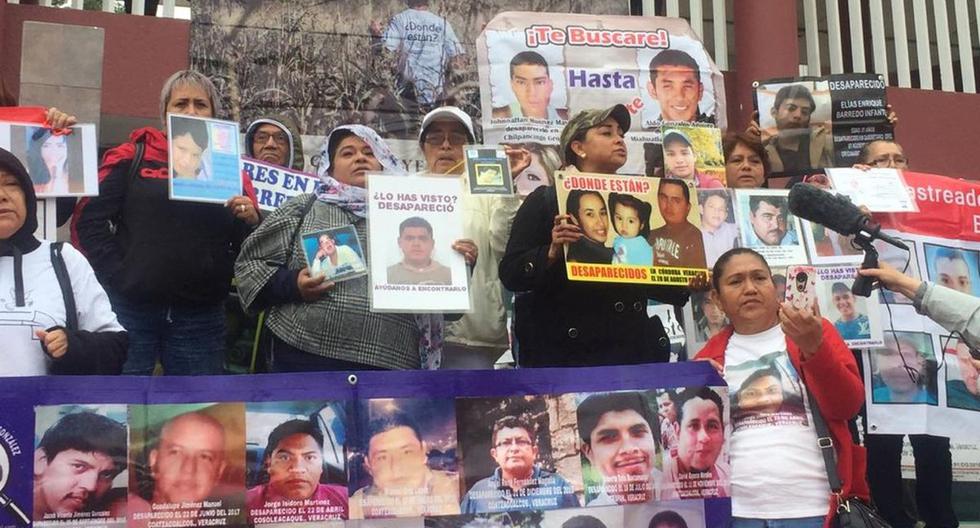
788, 183, 866, 236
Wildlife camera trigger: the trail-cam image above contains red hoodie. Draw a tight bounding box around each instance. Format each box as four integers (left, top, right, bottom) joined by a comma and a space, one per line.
695, 319, 870, 527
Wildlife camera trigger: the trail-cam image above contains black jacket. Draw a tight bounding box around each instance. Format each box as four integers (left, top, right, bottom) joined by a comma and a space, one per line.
499, 186, 689, 367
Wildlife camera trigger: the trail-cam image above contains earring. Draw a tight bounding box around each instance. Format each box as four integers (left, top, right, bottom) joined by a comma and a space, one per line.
580, 153, 587, 159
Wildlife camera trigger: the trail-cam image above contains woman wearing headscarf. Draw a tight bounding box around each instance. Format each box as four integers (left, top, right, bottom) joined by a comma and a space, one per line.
236, 124, 472, 371
0, 148, 126, 376
73, 70, 260, 376
500, 104, 688, 367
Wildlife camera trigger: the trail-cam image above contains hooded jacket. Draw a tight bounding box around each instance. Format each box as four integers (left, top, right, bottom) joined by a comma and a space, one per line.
0, 148, 127, 375
244, 115, 305, 171
73, 127, 258, 306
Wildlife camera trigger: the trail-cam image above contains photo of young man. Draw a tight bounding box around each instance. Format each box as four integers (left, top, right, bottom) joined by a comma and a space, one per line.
491, 51, 568, 121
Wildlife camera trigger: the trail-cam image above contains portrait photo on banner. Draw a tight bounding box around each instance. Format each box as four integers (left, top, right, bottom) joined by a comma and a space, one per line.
733, 189, 806, 267
801, 220, 864, 266
924, 242, 980, 297
874, 235, 920, 305
244, 401, 349, 524
301, 225, 368, 283
127, 403, 247, 528
815, 265, 884, 348
33, 404, 129, 527
455, 395, 583, 515
347, 398, 461, 520
869, 331, 939, 406
635, 37, 719, 130
943, 336, 980, 412
696, 189, 738, 269
485, 32, 568, 123
556, 172, 708, 286
1, 122, 99, 197
754, 79, 834, 176
622, 499, 708, 528
167, 113, 243, 204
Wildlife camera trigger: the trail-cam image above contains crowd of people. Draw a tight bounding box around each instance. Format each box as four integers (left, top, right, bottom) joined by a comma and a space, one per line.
2, 63, 975, 528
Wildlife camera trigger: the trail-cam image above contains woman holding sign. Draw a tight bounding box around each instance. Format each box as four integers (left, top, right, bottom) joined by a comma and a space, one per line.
236, 124, 473, 371
500, 104, 688, 367
73, 70, 260, 376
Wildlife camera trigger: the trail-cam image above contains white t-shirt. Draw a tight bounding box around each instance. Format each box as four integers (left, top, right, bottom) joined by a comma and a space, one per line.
724, 324, 830, 519
0, 241, 124, 376
384, 8, 464, 105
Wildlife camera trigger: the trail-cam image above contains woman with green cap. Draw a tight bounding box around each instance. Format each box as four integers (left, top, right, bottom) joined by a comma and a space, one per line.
499, 104, 689, 367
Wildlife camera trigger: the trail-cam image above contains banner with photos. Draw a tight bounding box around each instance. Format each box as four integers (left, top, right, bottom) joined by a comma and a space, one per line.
555, 171, 709, 286
753, 73, 893, 177
858, 171, 980, 439
477, 12, 727, 176
0, 363, 731, 527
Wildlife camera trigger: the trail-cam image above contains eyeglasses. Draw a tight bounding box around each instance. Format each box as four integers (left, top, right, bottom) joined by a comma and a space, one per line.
423, 132, 469, 147
254, 131, 289, 146
494, 438, 533, 449
871, 155, 908, 168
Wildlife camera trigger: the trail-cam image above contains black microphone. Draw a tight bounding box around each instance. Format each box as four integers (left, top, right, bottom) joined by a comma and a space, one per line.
787, 183, 909, 251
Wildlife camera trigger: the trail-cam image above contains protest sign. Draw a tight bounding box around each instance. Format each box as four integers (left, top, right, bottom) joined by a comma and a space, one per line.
697, 189, 739, 269
367, 173, 470, 312
733, 189, 807, 267
661, 124, 725, 188
859, 171, 980, 439
0, 121, 98, 197
555, 171, 708, 286
302, 226, 368, 283
242, 157, 323, 211
753, 73, 893, 177
816, 265, 883, 348
167, 114, 243, 204
465, 146, 513, 195
0, 363, 730, 527
826, 168, 918, 213
477, 12, 727, 176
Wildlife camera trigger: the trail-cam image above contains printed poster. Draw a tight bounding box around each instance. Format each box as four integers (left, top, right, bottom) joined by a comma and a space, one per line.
478, 12, 727, 176
301, 226, 368, 283
167, 114, 243, 204
0, 121, 99, 197
754, 73, 893, 177
815, 265, 884, 348
367, 173, 470, 313
732, 189, 807, 267
464, 146, 513, 195
661, 124, 725, 188
555, 171, 709, 286
242, 157, 323, 211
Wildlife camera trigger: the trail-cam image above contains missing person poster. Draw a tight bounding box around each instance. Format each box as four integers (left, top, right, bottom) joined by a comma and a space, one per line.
555, 171, 708, 286
242, 157, 323, 211
753, 73, 893, 177
127, 403, 247, 528
477, 12, 727, 176
0, 121, 99, 197
465, 147, 513, 195
244, 401, 349, 523
0, 363, 731, 527
367, 173, 470, 313
815, 265, 884, 348
302, 226, 368, 283
733, 189, 807, 267
661, 125, 725, 188
167, 114, 243, 204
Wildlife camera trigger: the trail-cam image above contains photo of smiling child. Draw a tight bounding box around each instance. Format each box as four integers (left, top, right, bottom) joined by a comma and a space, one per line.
609, 193, 653, 265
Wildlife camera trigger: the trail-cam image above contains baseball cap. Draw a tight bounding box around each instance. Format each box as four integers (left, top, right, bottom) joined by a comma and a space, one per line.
419, 106, 476, 145
559, 104, 631, 166
662, 129, 694, 148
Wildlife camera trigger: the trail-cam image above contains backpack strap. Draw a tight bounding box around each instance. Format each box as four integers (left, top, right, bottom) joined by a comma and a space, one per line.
128, 139, 145, 184
50, 242, 78, 332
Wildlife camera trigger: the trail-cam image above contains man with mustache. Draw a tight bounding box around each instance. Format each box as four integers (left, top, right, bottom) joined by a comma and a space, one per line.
577, 392, 661, 506
244, 115, 306, 171
661, 387, 728, 500
460, 414, 578, 513
246, 419, 348, 521
648, 179, 707, 269
33, 412, 126, 521
746, 195, 797, 247
763, 84, 833, 173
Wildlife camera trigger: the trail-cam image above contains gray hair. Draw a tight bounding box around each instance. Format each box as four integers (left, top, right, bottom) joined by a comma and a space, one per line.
159, 70, 222, 124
